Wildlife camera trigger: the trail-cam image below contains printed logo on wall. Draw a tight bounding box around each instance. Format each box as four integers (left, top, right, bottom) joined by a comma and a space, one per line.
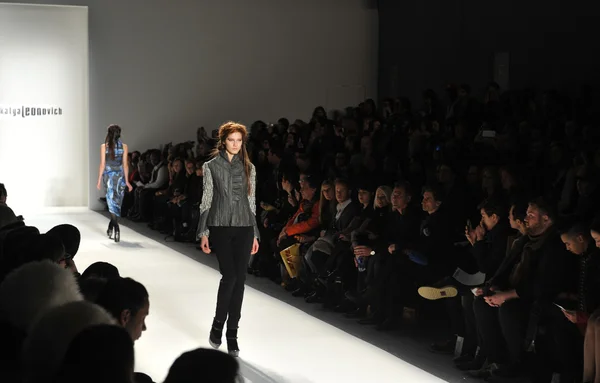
0, 105, 63, 119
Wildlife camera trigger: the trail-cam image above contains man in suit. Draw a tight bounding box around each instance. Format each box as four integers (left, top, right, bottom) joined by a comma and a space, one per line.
304, 178, 361, 303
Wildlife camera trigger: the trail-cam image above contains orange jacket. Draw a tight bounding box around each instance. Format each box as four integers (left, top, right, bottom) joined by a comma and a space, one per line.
284, 200, 321, 236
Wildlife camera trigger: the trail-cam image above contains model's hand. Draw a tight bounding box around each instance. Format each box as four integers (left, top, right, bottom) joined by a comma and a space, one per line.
126, 182, 133, 192
200, 236, 211, 254
96, 180, 101, 190
251, 238, 259, 254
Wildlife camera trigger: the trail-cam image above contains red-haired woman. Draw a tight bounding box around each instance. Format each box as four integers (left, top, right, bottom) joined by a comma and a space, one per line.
197, 122, 260, 357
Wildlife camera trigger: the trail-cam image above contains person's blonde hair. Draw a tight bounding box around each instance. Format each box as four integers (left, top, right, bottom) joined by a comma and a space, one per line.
211, 122, 252, 195
319, 179, 335, 224
375, 185, 392, 209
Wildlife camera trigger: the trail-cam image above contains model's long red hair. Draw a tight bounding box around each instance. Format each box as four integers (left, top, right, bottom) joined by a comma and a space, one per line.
212, 122, 252, 195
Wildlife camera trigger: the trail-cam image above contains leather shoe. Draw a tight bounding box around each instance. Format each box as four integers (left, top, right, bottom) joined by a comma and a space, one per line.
345, 307, 366, 318
291, 287, 307, 297
305, 291, 322, 304
376, 318, 398, 331
357, 316, 380, 325
334, 299, 354, 313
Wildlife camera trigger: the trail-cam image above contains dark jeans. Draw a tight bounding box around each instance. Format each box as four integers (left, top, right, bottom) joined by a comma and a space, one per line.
134, 188, 157, 220
433, 275, 469, 342
461, 293, 479, 356
373, 255, 419, 320
473, 297, 529, 365
168, 200, 197, 238
537, 305, 583, 380
210, 226, 254, 329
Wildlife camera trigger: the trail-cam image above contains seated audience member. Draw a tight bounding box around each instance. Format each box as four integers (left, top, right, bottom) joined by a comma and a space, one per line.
52, 324, 135, 383
22, 301, 116, 383
0, 261, 83, 379
454, 199, 527, 371
95, 277, 150, 342
303, 178, 360, 303
0, 183, 24, 229
403, 184, 458, 283
169, 158, 203, 241
251, 174, 299, 278
319, 182, 377, 302
47, 224, 82, 276
339, 182, 375, 238
121, 151, 142, 216
318, 179, 337, 230
0, 230, 69, 281
79, 277, 109, 303
0, 182, 6, 204
129, 149, 168, 222
558, 222, 600, 328
0, 203, 21, 232
537, 221, 600, 382
151, 157, 187, 232
164, 348, 240, 383
351, 181, 422, 329
274, 175, 321, 286
338, 185, 392, 315
403, 184, 464, 353
418, 198, 510, 359
471, 198, 577, 379
80, 261, 121, 281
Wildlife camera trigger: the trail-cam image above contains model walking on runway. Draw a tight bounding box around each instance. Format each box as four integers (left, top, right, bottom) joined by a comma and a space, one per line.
197, 121, 260, 357
97, 124, 133, 242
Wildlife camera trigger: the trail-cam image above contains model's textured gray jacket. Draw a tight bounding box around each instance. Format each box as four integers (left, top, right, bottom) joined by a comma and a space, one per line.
196, 151, 259, 239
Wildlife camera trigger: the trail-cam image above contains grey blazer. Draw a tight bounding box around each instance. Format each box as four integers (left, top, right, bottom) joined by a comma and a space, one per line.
196, 150, 259, 240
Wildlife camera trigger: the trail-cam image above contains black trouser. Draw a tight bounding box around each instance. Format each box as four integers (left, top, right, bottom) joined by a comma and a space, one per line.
210, 226, 254, 329
432, 275, 468, 341
305, 249, 329, 276
121, 188, 135, 216
538, 305, 583, 381
461, 292, 480, 356
374, 255, 419, 320
473, 297, 529, 365
168, 200, 196, 238
136, 188, 158, 220
152, 195, 169, 226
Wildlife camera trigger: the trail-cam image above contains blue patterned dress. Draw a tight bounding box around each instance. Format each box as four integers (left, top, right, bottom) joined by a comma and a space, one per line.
103, 140, 126, 216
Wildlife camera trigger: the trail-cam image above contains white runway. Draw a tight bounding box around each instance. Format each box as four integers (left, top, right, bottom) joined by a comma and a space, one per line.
24, 208, 448, 383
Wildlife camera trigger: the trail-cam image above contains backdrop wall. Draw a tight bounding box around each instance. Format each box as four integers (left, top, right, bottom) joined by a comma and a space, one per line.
0, 3, 89, 210
2, 0, 379, 210
379, 0, 599, 103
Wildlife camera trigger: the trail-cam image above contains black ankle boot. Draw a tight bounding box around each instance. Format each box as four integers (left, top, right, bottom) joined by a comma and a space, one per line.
209, 319, 224, 349
114, 225, 120, 243
226, 328, 239, 357
107, 221, 114, 239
